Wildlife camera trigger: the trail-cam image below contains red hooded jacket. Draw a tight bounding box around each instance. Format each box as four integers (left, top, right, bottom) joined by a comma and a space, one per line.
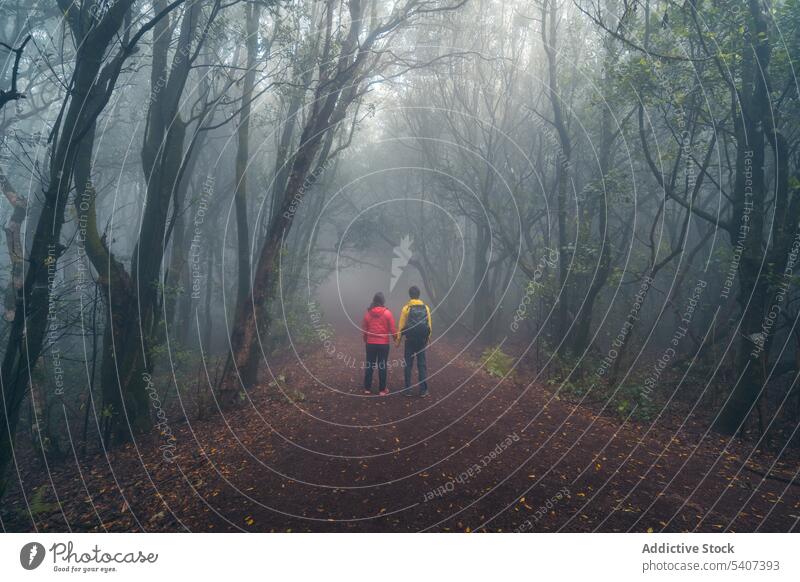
362, 306, 397, 345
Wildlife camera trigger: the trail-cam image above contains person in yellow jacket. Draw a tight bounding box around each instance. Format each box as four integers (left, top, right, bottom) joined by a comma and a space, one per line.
395, 286, 432, 397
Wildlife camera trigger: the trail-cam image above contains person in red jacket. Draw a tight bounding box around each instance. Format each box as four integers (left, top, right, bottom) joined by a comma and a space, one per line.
362, 292, 396, 395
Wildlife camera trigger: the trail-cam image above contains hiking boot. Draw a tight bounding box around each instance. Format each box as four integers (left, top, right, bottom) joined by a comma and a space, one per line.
402, 389, 415, 397
419, 391, 429, 398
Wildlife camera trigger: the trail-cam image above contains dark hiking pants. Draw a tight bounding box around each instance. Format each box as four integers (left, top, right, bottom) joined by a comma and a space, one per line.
403, 339, 428, 395
365, 343, 390, 393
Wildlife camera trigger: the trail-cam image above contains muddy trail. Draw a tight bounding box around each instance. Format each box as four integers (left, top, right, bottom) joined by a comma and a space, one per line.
2, 334, 798, 533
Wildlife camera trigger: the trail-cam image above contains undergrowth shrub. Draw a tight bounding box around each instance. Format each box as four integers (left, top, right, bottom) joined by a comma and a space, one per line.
480, 346, 515, 378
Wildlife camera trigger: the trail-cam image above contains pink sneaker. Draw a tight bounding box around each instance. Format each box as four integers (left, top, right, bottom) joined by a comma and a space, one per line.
379, 389, 389, 396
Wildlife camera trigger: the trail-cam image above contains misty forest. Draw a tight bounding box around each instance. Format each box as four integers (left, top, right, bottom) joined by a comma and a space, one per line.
1, 0, 799, 533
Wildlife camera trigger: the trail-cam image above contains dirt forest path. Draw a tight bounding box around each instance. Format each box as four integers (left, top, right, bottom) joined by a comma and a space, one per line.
3, 334, 799, 533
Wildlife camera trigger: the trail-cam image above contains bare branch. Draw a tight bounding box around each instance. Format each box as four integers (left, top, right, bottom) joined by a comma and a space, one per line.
0, 35, 32, 111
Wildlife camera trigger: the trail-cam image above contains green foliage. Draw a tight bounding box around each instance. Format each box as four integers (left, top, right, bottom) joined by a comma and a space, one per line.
20, 485, 58, 519
267, 374, 306, 403
543, 348, 658, 422
556, 379, 657, 422
268, 299, 333, 351
612, 383, 659, 422
148, 328, 215, 420
480, 347, 515, 379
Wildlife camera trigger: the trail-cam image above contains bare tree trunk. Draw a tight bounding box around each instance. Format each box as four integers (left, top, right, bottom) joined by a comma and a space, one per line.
715, 2, 772, 434
233, 2, 262, 308
541, 0, 573, 340
73, 137, 151, 444
472, 221, 493, 341
164, 132, 206, 336
263, 1, 322, 245
569, 88, 614, 355
91, 0, 209, 440
0, 0, 153, 498
1, 166, 25, 321
219, 0, 368, 401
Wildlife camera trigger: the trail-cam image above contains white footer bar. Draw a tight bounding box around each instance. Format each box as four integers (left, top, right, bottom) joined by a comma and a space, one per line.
1, 533, 796, 580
